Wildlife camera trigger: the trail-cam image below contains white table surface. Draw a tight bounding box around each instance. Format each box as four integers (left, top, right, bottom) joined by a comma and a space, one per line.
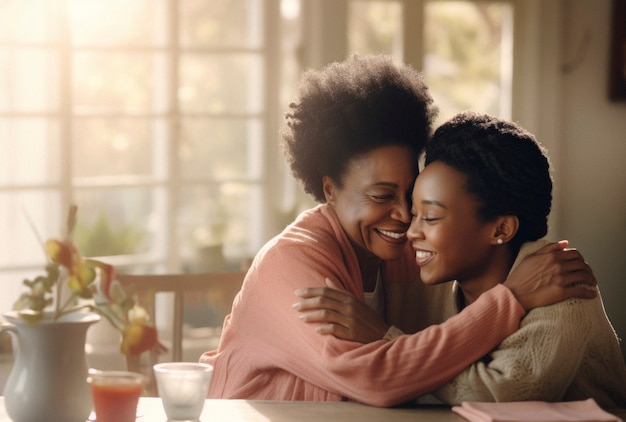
0, 397, 624, 422
0, 397, 464, 421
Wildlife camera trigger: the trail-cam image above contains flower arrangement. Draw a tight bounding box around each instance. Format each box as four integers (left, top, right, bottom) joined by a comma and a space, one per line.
12, 205, 163, 356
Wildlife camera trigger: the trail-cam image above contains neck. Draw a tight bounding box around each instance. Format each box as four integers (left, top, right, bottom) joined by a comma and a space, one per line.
351, 239, 382, 292
460, 249, 515, 306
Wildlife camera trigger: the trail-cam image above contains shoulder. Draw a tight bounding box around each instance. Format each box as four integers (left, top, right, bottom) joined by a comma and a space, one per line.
509, 239, 549, 272
522, 296, 600, 334
261, 205, 348, 260
246, 204, 363, 294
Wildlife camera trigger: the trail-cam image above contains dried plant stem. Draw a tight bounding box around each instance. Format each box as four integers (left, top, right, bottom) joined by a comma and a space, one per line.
54, 271, 64, 320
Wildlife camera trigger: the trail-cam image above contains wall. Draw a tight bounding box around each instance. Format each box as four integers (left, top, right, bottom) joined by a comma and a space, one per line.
559, 0, 626, 361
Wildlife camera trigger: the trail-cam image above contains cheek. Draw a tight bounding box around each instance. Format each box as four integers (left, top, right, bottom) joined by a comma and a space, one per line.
428, 225, 470, 268
433, 223, 488, 266
341, 200, 384, 224
333, 202, 371, 241
427, 225, 457, 250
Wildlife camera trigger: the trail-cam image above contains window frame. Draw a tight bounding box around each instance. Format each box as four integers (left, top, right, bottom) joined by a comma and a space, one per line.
0, 0, 285, 312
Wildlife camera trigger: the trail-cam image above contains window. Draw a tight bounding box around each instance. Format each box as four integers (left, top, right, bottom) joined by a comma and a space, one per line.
0, 0, 299, 313
347, 0, 514, 126
423, 1, 513, 124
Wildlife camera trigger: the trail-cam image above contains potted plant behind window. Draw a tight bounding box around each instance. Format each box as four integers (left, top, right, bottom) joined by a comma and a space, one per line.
0, 206, 164, 422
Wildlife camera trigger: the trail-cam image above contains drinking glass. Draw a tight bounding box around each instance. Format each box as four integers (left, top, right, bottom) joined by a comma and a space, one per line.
87, 370, 147, 422
153, 362, 213, 421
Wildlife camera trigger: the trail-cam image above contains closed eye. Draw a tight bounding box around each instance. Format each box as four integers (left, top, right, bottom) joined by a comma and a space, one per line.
370, 194, 395, 203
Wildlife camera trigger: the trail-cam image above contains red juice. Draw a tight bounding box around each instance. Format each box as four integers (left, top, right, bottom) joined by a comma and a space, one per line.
88, 371, 146, 422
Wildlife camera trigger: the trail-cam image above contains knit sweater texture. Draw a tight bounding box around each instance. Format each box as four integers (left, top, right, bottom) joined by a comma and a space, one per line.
429, 240, 626, 408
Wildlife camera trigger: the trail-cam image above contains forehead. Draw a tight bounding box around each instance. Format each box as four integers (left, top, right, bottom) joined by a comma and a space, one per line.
345, 145, 417, 187
414, 161, 470, 201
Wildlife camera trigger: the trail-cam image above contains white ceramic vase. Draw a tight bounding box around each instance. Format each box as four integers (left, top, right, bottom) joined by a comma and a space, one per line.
1, 311, 100, 422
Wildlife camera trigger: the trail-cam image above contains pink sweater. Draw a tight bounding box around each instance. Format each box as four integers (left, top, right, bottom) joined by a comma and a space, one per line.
201, 205, 525, 407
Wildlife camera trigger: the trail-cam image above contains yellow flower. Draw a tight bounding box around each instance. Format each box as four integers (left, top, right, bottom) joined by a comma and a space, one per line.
13, 206, 163, 356
121, 322, 165, 356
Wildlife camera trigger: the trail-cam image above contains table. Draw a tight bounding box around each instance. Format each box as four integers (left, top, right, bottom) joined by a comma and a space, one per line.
0, 397, 624, 421
0, 397, 463, 421
143, 398, 469, 421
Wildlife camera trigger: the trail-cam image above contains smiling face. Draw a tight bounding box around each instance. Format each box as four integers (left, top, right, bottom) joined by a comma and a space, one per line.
324, 145, 417, 262
407, 161, 507, 290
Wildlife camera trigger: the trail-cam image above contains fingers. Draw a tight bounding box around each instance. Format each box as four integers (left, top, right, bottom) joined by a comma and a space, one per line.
297, 308, 337, 322
564, 284, 598, 299
293, 284, 354, 318
554, 269, 597, 291
294, 305, 354, 341
315, 323, 351, 339
530, 243, 596, 288
292, 281, 389, 343
550, 248, 597, 288
504, 240, 597, 310
298, 307, 349, 325
534, 240, 569, 254
295, 286, 354, 303
324, 277, 343, 290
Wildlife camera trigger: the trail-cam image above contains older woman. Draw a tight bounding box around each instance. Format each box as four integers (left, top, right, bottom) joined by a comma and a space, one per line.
201, 55, 596, 407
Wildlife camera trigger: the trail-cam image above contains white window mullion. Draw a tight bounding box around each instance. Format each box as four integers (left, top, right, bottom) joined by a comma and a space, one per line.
261, 0, 281, 246
166, 0, 181, 272
60, 0, 74, 216
403, 0, 425, 70
301, 0, 348, 69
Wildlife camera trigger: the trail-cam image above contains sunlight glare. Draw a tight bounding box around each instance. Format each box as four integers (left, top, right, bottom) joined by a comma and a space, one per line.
281, 0, 300, 20
68, 1, 108, 40
111, 135, 130, 152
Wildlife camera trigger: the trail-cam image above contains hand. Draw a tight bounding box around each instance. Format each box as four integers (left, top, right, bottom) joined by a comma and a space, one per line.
293, 278, 389, 343
504, 240, 598, 311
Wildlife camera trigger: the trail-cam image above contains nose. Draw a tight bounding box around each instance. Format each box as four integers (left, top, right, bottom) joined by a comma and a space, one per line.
391, 197, 411, 224
407, 216, 424, 242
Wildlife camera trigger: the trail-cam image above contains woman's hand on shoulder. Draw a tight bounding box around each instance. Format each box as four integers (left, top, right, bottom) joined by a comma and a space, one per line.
504, 240, 598, 311
293, 278, 389, 343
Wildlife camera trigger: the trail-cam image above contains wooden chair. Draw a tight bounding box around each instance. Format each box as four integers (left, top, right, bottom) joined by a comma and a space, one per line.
117, 270, 247, 395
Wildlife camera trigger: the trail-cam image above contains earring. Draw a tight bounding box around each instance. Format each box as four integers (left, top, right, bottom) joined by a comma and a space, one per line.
497, 238, 503, 245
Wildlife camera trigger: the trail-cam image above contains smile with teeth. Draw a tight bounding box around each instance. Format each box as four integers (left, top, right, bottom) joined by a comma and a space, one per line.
414, 249, 435, 266
376, 228, 407, 240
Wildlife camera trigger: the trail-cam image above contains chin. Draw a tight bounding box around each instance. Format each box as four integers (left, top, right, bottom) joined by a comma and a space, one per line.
417, 270, 444, 285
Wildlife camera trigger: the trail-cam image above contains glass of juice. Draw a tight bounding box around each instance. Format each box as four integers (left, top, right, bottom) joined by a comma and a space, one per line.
87, 370, 147, 422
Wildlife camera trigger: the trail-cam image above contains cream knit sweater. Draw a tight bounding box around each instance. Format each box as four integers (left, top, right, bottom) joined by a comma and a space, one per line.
429, 241, 626, 408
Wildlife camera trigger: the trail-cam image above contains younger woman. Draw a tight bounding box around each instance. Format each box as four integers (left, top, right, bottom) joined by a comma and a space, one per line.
408, 111, 626, 407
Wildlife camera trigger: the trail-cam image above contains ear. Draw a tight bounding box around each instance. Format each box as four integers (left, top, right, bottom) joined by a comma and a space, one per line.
492, 215, 519, 245
322, 176, 337, 205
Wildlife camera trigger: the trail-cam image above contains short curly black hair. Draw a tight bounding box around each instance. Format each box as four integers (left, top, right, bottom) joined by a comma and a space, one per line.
281, 54, 437, 202
425, 111, 553, 252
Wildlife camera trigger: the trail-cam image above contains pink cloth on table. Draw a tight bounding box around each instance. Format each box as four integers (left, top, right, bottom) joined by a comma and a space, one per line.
452, 399, 622, 422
